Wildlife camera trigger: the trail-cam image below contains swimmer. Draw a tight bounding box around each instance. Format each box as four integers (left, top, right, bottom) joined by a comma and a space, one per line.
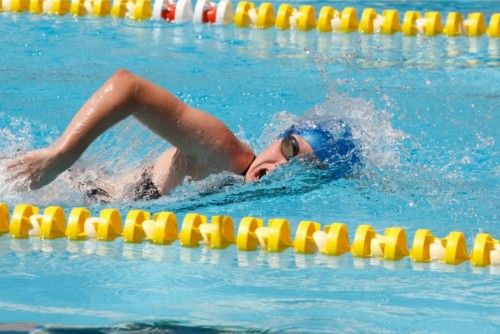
5, 69, 360, 201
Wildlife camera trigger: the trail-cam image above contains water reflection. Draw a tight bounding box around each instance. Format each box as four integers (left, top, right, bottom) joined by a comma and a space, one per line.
314, 253, 349, 269
9, 239, 33, 253
179, 246, 202, 264
265, 252, 292, 269
236, 250, 264, 267
142, 243, 177, 262
2, 235, 500, 274
294, 253, 318, 269
122, 243, 144, 260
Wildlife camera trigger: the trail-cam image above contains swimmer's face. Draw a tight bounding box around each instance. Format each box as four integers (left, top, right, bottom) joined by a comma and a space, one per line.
245, 135, 314, 181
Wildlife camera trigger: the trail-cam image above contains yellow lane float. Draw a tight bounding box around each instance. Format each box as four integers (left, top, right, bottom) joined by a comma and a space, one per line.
401, 10, 421, 36
410, 229, 469, 265
236, 216, 263, 251
110, 0, 127, 17
131, 0, 152, 20
274, 3, 293, 30
255, 218, 293, 252
145, 211, 178, 245
47, 0, 70, 15
233, 1, 274, 28
65, 207, 91, 240
489, 13, 500, 37
92, 0, 110, 16
179, 212, 207, 247
9, 204, 39, 239
351, 225, 409, 261
3, 0, 29, 12
254, 2, 274, 29
69, 0, 86, 16
10, 205, 66, 239
1, 204, 499, 269
358, 8, 377, 34
358, 8, 400, 35
313, 222, 350, 256
294, 220, 320, 254
65, 207, 123, 241
422, 11, 443, 36
295, 5, 316, 31
0, 203, 9, 236
123, 210, 151, 243
443, 12, 463, 36
200, 215, 235, 249
1, 0, 498, 38
316, 6, 337, 33
233, 1, 254, 27
470, 233, 500, 266
274, 4, 316, 31
379, 9, 400, 34
336, 7, 358, 33
464, 12, 486, 36
29, 0, 43, 14
120, 209, 179, 244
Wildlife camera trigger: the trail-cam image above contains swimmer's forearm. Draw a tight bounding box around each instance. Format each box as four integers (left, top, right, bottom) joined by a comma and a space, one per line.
50, 69, 176, 167
49, 71, 134, 165
49, 69, 248, 174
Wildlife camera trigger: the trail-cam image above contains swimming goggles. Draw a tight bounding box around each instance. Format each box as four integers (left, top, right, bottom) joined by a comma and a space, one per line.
280, 134, 300, 160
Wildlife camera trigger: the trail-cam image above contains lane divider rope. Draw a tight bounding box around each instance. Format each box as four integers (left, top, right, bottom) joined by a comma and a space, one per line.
1, 203, 499, 267
1, 0, 499, 37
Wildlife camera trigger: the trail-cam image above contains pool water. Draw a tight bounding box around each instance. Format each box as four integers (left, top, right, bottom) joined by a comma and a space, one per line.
0, 1, 499, 332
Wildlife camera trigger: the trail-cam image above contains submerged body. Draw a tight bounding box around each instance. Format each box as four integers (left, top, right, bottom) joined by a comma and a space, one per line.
5, 70, 360, 200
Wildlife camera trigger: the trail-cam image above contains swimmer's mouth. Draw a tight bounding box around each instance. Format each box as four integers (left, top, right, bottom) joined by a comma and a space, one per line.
256, 169, 268, 180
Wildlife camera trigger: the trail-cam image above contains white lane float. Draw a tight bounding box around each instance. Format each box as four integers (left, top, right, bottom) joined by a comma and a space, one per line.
151, 0, 232, 24
152, 0, 192, 21
193, 0, 232, 24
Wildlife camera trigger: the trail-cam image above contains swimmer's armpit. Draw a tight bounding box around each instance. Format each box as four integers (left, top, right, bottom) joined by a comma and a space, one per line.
125, 166, 162, 201
77, 180, 112, 204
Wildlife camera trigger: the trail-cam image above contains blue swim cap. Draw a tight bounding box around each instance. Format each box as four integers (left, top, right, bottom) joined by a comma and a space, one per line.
281, 121, 361, 179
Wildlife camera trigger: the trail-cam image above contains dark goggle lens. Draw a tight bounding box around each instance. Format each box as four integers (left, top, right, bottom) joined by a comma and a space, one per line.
281, 135, 299, 160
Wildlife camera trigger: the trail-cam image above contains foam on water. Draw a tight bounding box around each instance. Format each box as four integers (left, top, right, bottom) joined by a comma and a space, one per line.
0, 114, 167, 204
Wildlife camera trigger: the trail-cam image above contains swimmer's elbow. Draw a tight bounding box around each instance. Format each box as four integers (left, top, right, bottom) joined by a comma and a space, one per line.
109, 69, 142, 100
112, 68, 136, 81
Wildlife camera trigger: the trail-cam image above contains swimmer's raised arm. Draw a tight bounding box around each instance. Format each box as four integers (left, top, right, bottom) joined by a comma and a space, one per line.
6, 69, 254, 190
6, 69, 361, 196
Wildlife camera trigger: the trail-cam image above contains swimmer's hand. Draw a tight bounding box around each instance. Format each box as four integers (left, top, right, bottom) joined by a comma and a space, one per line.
4, 148, 67, 190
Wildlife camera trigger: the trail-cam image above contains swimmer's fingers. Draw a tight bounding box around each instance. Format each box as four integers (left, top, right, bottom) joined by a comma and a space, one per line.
0, 152, 19, 164
4, 169, 27, 184
2, 155, 42, 190
3, 162, 25, 182
3, 156, 30, 177
1, 163, 31, 191
6, 177, 31, 192
3, 166, 33, 191
3, 153, 26, 169
2, 149, 62, 190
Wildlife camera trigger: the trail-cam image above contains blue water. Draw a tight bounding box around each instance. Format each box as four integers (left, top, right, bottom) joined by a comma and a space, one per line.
0, 1, 499, 332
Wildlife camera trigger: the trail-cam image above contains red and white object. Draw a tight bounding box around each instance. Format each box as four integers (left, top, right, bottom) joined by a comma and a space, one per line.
193, 0, 233, 24
152, 0, 193, 22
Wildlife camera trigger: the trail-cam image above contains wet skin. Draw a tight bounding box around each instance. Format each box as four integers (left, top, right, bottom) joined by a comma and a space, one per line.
245, 135, 314, 182
4, 69, 314, 198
